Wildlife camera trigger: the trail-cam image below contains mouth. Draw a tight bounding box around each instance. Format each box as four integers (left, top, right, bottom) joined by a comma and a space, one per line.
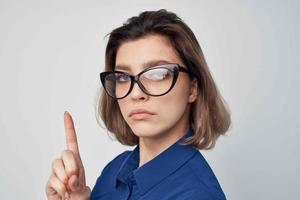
128, 109, 156, 120
130, 113, 154, 120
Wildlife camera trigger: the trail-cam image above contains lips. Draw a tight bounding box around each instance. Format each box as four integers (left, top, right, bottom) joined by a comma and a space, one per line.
128, 109, 155, 118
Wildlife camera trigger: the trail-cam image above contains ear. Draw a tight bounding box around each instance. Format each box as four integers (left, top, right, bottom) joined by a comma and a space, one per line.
188, 78, 198, 103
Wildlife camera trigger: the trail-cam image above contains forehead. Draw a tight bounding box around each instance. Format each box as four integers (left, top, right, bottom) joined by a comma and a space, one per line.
115, 35, 182, 72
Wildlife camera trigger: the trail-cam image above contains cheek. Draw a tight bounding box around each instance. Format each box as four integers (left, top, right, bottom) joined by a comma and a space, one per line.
159, 92, 188, 118
167, 77, 191, 106
156, 83, 190, 120
117, 100, 128, 120
162, 79, 189, 115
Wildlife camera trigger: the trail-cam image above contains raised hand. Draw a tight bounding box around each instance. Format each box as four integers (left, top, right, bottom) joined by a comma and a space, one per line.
46, 111, 91, 200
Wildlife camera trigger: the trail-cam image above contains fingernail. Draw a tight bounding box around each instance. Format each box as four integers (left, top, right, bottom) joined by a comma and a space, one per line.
64, 111, 68, 115
74, 179, 79, 187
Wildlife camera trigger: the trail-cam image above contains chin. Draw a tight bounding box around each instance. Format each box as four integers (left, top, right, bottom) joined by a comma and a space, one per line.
131, 127, 158, 138
128, 122, 168, 138
133, 132, 157, 138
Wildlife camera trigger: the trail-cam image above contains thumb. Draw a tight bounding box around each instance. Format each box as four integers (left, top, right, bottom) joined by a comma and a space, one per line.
68, 174, 81, 192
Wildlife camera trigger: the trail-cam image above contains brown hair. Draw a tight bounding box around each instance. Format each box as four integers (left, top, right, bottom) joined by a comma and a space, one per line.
95, 9, 231, 150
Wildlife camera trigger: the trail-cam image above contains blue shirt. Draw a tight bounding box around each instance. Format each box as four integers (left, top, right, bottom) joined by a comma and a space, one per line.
90, 129, 226, 200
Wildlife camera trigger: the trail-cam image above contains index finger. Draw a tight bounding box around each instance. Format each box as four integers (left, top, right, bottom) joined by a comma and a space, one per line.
64, 111, 80, 157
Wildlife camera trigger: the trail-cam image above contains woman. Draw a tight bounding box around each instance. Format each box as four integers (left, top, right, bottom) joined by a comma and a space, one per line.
46, 9, 231, 200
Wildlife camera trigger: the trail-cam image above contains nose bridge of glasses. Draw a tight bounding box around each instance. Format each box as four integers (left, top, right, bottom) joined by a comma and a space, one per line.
130, 74, 147, 95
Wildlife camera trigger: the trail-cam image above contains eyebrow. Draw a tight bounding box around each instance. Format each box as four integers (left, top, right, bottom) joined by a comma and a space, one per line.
114, 59, 173, 72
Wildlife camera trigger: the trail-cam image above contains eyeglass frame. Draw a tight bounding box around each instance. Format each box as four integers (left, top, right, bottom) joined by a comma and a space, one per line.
100, 63, 196, 99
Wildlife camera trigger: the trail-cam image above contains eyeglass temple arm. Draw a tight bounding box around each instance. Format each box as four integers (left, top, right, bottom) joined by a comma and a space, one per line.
178, 66, 193, 74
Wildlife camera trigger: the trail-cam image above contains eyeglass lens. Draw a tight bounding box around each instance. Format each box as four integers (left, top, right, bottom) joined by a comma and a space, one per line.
104, 66, 175, 98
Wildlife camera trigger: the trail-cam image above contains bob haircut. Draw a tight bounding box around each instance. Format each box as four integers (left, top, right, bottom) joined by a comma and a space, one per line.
95, 9, 231, 150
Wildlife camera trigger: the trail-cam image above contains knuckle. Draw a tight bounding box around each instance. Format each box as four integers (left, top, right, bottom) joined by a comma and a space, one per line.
51, 158, 61, 168
47, 178, 60, 195
66, 167, 77, 176
51, 178, 66, 196
62, 149, 73, 158
60, 150, 79, 177
62, 176, 68, 184
47, 177, 55, 188
57, 185, 66, 196
45, 179, 51, 191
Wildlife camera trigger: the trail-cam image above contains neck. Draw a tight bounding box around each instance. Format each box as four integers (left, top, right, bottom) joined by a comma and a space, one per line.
138, 123, 189, 168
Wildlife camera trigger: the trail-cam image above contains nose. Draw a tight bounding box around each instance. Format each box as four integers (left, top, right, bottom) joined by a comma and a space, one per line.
129, 81, 149, 101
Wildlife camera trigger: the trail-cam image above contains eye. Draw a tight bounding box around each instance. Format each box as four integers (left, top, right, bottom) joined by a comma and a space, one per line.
143, 68, 170, 81
115, 74, 130, 82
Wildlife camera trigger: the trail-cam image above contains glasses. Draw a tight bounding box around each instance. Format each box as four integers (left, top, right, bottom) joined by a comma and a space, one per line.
100, 63, 194, 99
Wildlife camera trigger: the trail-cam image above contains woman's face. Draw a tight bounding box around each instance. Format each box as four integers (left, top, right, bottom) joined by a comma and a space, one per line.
115, 34, 198, 139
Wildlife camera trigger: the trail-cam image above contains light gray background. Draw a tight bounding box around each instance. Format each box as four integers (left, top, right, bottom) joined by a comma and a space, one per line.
0, 0, 299, 199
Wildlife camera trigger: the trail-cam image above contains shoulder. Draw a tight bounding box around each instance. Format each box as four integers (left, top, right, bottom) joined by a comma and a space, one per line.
91, 150, 131, 191
100, 150, 131, 174
103, 150, 131, 170
90, 150, 132, 198
185, 150, 227, 200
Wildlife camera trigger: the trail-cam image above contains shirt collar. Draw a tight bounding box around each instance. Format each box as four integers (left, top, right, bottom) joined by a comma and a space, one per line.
115, 128, 198, 196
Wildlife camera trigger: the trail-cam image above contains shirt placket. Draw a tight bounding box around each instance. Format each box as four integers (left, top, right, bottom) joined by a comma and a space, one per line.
126, 172, 139, 200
